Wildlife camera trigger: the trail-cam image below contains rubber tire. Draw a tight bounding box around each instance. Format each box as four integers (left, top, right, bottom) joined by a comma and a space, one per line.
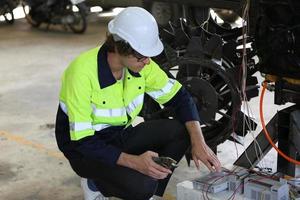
68, 4, 87, 34
3, 2, 15, 24
22, 1, 41, 27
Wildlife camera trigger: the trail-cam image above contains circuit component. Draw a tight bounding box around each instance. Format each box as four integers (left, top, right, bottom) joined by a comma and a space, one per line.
227, 168, 249, 194
244, 175, 289, 200
192, 171, 229, 193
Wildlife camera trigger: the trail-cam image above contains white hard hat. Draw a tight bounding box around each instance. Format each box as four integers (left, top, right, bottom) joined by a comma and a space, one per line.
108, 7, 163, 57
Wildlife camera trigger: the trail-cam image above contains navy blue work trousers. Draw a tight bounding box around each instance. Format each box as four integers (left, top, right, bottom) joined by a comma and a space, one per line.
69, 119, 190, 200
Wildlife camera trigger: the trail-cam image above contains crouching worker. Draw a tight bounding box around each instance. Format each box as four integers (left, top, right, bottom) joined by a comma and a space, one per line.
55, 7, 221, 200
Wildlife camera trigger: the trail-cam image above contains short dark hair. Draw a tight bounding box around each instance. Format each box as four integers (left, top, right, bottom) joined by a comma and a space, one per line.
105, 34, 136, 56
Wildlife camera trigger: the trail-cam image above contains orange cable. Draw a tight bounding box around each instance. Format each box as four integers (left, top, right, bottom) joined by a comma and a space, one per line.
259, 81, 300, 165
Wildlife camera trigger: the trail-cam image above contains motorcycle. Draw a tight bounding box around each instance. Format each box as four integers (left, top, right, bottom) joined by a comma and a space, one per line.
22, 0, 88, 33
0, 0, 16, 24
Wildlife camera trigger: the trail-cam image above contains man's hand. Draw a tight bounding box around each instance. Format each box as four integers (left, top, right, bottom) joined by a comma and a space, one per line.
191, 139, 221, 172
185, 121, 222, 172
117, 151, 172, 179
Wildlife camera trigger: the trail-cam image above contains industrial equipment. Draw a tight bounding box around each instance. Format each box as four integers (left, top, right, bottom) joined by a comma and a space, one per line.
140, 0, 300, 177
141, 2, 300, 199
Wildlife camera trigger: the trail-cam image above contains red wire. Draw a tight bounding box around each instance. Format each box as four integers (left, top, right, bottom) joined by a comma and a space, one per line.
259, 81, 300, 165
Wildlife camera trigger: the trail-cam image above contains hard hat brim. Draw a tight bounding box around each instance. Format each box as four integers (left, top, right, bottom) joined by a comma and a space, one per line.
136, 39, 164, 57
108, 20, 164, 57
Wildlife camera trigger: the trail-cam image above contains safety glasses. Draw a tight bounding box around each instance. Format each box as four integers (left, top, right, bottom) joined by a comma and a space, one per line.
132, 50, 148, 62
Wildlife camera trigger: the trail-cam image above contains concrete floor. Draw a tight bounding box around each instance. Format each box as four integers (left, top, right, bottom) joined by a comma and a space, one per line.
0, 11, 286, 200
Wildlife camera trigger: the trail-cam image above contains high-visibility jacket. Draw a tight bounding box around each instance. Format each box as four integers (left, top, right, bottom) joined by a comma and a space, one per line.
59, 45, 182, 141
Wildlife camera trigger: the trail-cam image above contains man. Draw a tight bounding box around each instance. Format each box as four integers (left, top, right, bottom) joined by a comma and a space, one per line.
55, 7, 221, 200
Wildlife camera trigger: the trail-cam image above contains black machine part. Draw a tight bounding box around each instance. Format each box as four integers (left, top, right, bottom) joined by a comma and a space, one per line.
274, 79, 300, 105
277, 108, 300, 177
180, 77, 218, 124
234, 106, 300, 177
255, 0, 300, 79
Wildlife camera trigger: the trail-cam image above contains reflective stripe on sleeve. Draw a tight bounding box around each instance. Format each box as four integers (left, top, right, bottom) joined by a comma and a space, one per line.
70, 122, 113, 132
146, 78, 176, 100
59, 101, 68, 114
60, 102, 114, 133
92, 104, 127, 117
126, 94, 144, 115
69, 122, 92, 132
92, 123, 112, 131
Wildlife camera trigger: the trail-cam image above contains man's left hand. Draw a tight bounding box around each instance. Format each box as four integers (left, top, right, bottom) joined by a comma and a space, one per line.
185, 121, 222, 172
191, 140, 221, 172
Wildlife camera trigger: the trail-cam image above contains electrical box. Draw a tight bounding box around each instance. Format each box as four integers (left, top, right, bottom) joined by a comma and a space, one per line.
191, 171, 229, 193
244, 175, 289, 200
176, 172, 230, 200
228, 168, 249, 194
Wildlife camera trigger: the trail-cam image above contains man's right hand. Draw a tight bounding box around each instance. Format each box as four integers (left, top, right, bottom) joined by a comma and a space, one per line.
117, 151, 172, 179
